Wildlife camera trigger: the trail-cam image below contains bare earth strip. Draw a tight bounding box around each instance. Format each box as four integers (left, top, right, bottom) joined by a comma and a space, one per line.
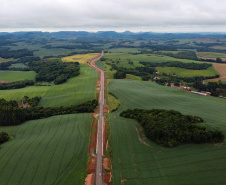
0, 80, 11, 83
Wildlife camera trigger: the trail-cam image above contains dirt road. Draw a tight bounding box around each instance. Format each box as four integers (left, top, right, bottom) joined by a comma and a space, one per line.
89, 50, 105, 185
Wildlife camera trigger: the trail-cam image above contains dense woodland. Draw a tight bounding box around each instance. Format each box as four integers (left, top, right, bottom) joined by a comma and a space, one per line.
29, 60, 80, 84
120, 109, 224, 147
0, 97, 98, 126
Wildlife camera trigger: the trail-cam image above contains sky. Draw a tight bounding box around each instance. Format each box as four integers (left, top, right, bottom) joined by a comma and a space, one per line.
0, 0, 226, 33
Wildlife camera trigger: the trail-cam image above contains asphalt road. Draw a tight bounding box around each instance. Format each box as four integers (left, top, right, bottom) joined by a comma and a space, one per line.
89, 51, 105, 185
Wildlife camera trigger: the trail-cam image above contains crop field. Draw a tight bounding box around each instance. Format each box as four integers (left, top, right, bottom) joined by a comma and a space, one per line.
105, 53, 203, 64
107, 48, 140, 53
0, 64, 98, 107
0, 57, 13, 63
208, 63, 226, 82
62, 53, 99, 64
9, 63, 28, 69
156, 66, 218, 77
0, 70, 36, 81
196, 52, 226, 59
95, 60, 108, 70
6, 42, 86, 58
108, 80, 226, 185
211, 45, 226, 50
102, 53, 218, 79
0, 113, 92, 185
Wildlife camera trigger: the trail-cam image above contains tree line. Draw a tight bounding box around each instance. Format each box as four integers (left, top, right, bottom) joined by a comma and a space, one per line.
0, 48, 33, 59
0, 97, 98, 126
109, 63, 156, 79
0, 80, 34, 90
120, 109, 224, 147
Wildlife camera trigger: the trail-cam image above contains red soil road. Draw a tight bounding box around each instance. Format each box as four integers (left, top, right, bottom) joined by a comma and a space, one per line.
85, 51, 105, 185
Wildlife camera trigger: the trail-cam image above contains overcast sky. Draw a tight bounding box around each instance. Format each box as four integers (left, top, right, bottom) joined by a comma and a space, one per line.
0, 0, 226, 32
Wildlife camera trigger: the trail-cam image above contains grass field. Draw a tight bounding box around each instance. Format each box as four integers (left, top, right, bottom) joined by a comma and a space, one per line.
0, 70, 36, 81
0, 113, 92, 185
108, 80, 226, 185
62, 53, 99, 64
156, 66, 218, 77
0, 64, 98, 107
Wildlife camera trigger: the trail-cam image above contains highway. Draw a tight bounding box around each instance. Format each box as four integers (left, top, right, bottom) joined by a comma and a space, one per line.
89, 50, 105, 185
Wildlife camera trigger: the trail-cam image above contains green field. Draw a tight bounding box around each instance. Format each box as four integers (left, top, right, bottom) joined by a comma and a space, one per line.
108, 80, 226, 185
0, 64, 98, 107
156, 66, 218, 77
0, 113, 92, 185
0, 70, 36, 81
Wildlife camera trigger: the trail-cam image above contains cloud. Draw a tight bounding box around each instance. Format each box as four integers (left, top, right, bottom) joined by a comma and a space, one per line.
0, 0, 226, 32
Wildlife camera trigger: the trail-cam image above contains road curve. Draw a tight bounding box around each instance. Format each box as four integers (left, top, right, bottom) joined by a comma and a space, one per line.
89, 51, 105, 185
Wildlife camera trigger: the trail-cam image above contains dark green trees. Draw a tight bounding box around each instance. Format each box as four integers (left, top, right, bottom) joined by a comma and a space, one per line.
120, 109, 224, 147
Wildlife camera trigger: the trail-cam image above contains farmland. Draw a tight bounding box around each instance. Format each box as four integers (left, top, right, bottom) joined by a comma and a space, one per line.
196, 52, 226, 61
101, 53, 218, 79
0, 64, 98, 107
156, 66, 218, 77
196, 52, 226, 58
108, 79, 226, 185
208, 63, 226, 82
0, 113, 92, 185
107, 48, 140, 53
104, 53, 203, 64
62, 53, 99, 64
0, 70, 36, 81
0, 57, 13, 63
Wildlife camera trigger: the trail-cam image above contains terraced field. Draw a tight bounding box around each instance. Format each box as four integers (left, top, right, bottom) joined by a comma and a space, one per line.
0, 70, 36, 81
62, 53, 99, 64
108, 80, 226, 185
0, 113, 92, 185
0, 64, 98, 107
